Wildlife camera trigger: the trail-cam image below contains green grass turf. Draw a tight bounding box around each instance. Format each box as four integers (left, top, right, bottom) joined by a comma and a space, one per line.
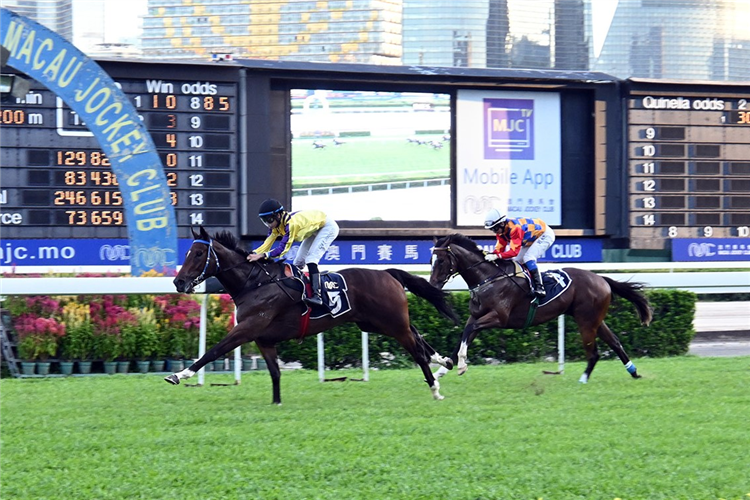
2, 357, 749, 499
292, 136, 449, 187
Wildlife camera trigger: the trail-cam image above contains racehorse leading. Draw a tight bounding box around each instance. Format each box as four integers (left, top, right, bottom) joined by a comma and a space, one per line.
167, 227, 460, 404
430, 233, 652, 384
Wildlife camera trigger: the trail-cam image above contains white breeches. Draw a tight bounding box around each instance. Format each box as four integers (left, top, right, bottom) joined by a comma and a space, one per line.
512, 227, 556, 264
293, 218, 340, 267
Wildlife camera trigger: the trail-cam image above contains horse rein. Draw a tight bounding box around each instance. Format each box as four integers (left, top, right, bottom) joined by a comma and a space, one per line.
190, 238, 297, 302
433, 244, 527, 294
432, 245, 488, 288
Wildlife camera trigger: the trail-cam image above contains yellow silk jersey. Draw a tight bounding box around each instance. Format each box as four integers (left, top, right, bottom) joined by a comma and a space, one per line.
254, 210, 328, 259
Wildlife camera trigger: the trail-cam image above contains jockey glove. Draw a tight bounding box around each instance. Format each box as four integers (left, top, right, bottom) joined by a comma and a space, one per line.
484, 253, 499, 262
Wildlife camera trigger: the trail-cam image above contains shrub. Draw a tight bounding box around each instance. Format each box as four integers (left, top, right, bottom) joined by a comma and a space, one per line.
89, 296, 137, 361
60, 302, 94, 361
277, 289, 697, 369
15, 315, 66, 361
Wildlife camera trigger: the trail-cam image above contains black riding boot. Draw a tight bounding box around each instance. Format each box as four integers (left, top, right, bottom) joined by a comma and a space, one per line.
530, 268, 546, 299
304, 270, 324, 306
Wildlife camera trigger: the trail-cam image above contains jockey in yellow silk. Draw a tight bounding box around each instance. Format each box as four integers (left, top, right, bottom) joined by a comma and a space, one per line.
247, 198, 339, 306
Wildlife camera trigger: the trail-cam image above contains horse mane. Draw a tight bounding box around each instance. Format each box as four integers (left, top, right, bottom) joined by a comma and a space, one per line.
441, 233, 484, 256
212, 230, 250, 257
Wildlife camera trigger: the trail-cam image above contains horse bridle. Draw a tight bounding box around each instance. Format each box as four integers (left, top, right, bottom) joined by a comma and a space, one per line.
189, 238, 221, 288
431, 245, 461, 288
189, 238, 252, 288
432, 244, 487, 288
432, 243, 527, 293
189, 238, 296, 301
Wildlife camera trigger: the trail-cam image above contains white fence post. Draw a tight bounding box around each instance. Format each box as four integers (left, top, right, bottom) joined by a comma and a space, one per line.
197, 294, 208, 386
361, 331, 369, 382
558, 315, 565, 374
317, 333, 325, 382
233, 305, 241, 384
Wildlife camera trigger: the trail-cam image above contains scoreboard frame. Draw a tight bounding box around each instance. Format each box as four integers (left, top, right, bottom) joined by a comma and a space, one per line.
1, 60, 243, 240
626, 78, 750, 250
3, 58, 748, 261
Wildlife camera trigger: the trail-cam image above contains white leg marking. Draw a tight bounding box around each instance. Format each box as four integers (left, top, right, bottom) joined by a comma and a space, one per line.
176, 368, 196, 380
430, 352, 450, 367
578, 373, 589, 384
433, 365, 449, 379
430, 379, 444, 401
457, 342, 469, 375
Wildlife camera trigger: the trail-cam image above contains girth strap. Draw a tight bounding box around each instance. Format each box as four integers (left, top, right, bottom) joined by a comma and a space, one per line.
298, 307, 311, 341
523, 298, 539, 329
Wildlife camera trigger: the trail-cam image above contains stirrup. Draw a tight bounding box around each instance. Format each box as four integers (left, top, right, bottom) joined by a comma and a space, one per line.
304, 295, 323, 306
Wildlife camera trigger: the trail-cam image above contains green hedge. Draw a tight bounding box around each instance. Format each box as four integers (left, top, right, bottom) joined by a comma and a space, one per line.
277, 289, 697, 369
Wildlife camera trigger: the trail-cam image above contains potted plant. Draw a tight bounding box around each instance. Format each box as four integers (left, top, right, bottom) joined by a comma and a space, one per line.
206, 294, 234, 371
61, 301, 94, 374
14, 314, 66, 376
154, 295, 201, 371
117, 323, 137, 374
90, 296, 135, 374
131, 307, 159, 373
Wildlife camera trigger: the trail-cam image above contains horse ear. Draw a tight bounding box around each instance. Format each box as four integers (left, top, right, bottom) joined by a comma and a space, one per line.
199, 226, 209, 239
191, 227, 199, 239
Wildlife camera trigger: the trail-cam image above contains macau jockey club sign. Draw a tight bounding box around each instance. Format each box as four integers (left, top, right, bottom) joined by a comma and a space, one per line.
672, 238, 750, 261
0, 8, 178, 275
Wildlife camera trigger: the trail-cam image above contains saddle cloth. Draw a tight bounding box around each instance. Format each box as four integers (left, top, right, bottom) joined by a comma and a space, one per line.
286, 265, 352, 319
538, 269, 572, 306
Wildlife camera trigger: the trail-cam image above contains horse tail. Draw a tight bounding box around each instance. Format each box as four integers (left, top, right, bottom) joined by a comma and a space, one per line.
385, 268, 461, 325
602, 276, 653, 326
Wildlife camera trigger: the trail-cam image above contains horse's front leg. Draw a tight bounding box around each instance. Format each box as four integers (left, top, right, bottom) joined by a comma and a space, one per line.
164, 320, 256, 385
256, 343, 282, 405
454, 314, 496, 376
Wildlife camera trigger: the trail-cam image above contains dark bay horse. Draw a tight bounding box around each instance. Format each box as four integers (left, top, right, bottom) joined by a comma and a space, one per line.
430, 234, 652, 384
167, 227, 460, 404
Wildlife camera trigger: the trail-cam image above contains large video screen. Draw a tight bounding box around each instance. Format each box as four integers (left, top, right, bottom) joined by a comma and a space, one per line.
456, 89, 562, 226
290, 89, 451, 221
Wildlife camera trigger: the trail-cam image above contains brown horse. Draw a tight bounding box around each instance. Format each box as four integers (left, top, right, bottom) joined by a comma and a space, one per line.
167, 227, 459, 404
429, 234, 652, 383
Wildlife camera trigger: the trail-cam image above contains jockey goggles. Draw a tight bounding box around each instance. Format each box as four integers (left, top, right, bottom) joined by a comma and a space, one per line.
260, 214, 277, 227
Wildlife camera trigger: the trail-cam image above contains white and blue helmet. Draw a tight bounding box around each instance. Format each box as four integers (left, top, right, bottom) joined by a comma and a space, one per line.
484, 209, 507, 230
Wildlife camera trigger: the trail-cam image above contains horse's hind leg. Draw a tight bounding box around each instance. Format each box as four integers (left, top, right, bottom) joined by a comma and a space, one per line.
597, 322, 641, 379
256, 343, 283, 405
576, 325, 600, 384
410, 325, 453, 370
398, 326, 445, 400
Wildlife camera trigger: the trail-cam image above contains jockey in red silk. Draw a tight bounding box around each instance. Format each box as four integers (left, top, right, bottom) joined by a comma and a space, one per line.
483, 209, 556, 299
247, 198, 339, 306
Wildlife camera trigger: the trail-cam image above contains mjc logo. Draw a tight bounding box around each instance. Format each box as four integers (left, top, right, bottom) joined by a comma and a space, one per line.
324, 280, 340, 290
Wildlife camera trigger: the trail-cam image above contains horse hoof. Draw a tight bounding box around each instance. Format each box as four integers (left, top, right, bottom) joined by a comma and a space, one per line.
444, 359, 454, 370
633, 373, 642, 379
457, 366, 467, 376
164, 374, 180, 385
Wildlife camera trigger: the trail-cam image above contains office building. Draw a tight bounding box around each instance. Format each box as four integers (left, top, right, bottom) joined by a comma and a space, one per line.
139, 0, 749, 82
2, 0, 73, 41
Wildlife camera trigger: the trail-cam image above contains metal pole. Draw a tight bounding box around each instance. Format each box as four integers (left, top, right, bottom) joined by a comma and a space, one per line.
197, 294, 208, 386
317, 333, 325, 382
557, 315, 565, 373
233, 346, 241, 384
361, 331, 369, 382
233, 305, 241, 384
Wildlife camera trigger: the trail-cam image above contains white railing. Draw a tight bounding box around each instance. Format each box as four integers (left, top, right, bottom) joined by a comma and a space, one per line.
2, 263, 747, 381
